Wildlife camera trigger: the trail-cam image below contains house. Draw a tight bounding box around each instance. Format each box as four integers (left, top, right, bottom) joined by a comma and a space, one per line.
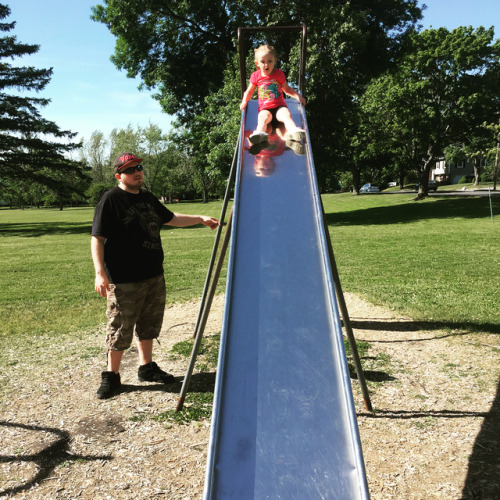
432, 158, 484, 184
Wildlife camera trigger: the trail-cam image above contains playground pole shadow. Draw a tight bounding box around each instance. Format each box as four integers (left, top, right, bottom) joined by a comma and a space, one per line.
0, 421, 112, 497
461, 379, 500, 499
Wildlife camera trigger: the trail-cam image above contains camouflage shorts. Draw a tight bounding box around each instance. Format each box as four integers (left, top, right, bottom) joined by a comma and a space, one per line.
105, 274, 166, 351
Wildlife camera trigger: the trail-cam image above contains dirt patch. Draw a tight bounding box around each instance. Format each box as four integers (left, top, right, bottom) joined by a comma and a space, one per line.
1, 293, 498, 499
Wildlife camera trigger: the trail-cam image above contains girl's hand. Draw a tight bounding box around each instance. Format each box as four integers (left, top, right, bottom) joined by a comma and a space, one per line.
240, 101, 247, 111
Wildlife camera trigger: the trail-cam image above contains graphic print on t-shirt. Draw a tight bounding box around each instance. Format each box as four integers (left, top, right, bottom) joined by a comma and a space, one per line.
250, 69, 287, 112
123, 202, 162, 250
258, 79, 282, 103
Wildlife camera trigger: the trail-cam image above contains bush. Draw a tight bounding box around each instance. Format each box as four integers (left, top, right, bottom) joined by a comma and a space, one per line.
338, 172, 354, 192
87, 183, 114, 205
458, 176, 468, 184
480, 172, 491, 182
404, 171, 419, 184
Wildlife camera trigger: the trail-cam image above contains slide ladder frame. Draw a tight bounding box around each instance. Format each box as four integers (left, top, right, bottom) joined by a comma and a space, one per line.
177, 26, 372, 415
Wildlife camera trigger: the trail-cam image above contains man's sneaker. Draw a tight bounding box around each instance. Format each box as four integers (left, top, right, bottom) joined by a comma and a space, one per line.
96, 371, 121, 400
138, 361, 175, 384
249, 131, 269, 145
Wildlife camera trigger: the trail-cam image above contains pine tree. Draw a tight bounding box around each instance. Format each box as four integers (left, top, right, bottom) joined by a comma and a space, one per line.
0, 3, 88, 199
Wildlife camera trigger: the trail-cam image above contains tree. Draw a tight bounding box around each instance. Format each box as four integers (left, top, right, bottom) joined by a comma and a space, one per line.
91, 0, 236, 124
291, 0, 422, 191
480, 118, 500, 190
0, 4, 88, 195
92, 0, 422, 187
109, 124, 141, 161
81, 130, 110, 183
360, 26, 500, 197
174, 62, 241, 202
140, 122, 170, 196
155, 145, 196, 202
82, 123, 200, 201
444, 135, 490, 187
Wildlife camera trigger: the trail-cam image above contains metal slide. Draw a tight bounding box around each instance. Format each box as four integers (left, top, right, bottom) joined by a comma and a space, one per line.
204, 100, 370, 499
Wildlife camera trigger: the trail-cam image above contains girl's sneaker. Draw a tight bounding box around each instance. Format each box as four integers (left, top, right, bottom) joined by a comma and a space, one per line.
286, 140, 306, 156
286, 129, 306, 142
249, 131, 269, 145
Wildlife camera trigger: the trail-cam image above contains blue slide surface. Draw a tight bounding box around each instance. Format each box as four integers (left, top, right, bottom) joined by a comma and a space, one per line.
204, 100, 370, 499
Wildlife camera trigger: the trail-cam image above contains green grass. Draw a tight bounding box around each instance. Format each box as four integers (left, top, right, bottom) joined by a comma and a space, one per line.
153, 392, 214, 424
0, 202, 226, 339
170, 333, 221, 372
324, 193, 500, 332
130, 334, 222, 425
1, 193, 499, 343
344, 338, 371, 358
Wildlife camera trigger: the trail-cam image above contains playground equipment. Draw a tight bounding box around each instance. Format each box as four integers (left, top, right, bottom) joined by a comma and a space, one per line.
178, 27, 371, 499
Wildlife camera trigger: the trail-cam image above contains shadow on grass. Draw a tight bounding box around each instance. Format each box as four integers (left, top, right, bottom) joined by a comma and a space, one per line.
0, 421, 112, 497
0, 220, 227, 237
357, 409, 489, 419
348, 318, 500, 336
348, 365, 396, 383
0, 222, 92, 237
119, 372, 216, 396
325, 196, 499, 226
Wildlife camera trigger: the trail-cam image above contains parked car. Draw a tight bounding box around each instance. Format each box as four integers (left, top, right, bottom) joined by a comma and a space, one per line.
360, 183, 380, 193
415, 180, 439, 192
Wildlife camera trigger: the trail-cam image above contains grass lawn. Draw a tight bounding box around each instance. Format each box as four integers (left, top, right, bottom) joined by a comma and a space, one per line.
323, 192, 500, 332
0, 202, 226, 339
1, 192, 499, 342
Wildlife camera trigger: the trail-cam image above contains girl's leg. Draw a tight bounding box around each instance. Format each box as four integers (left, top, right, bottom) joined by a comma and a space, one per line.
276, 107, 298, 132
255, 110, 272, 132
276, 107, 305, 140
250, 110, 272, 145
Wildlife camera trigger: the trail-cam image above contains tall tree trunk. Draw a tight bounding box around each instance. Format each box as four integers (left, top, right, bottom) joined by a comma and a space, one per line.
417, 147, 435, 199
398, 168, 405, 189
473, 156, 482, 186
350, 165, 361, 194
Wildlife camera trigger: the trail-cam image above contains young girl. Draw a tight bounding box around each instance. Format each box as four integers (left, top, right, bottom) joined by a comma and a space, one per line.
240, 44, 306, 145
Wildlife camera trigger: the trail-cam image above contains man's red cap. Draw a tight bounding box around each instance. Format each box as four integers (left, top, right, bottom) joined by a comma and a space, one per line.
113, 153, 143, 174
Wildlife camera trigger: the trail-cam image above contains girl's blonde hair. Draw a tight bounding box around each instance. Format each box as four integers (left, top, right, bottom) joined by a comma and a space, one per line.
254, 44, 278, 61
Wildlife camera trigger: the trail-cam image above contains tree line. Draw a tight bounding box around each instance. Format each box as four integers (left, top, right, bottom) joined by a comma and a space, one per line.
0, 3, 85, 208
82, 124, 213, 206
2, 1, 500, 209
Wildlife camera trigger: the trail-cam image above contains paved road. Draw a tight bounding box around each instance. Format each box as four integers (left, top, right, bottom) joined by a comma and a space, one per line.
381, 189, 500, 197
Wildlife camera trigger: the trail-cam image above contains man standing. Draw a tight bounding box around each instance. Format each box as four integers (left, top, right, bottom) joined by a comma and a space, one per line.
91, 153, 219, 399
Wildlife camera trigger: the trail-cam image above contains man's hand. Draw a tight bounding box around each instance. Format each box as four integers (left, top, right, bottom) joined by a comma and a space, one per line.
95, 272, 111, 298
200, 216, 220, 231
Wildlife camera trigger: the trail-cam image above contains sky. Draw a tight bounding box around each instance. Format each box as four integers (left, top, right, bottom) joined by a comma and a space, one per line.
8, 0, 500, 144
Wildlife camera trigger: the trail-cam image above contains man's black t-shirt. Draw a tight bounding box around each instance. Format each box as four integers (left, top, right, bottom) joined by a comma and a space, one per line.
92, 187, 174, 283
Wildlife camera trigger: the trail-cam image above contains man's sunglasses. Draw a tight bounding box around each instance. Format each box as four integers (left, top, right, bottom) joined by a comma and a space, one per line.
120, 164, 143, 174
